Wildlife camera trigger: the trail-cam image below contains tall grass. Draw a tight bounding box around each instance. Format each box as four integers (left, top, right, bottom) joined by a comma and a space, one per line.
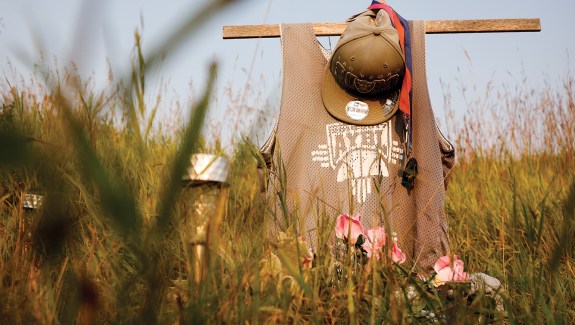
1, 9, 575, 325
442, 72, 575, 323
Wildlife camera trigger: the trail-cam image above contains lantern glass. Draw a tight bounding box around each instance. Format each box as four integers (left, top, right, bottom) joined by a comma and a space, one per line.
180, 154, 229, 284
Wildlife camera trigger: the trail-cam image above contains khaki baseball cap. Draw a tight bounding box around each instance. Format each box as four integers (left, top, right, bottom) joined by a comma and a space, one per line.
321, 10, 405, 125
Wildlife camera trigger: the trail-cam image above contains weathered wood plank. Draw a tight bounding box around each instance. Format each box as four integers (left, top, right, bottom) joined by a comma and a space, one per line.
425, 18, 541, 34
222, 18, 541, 39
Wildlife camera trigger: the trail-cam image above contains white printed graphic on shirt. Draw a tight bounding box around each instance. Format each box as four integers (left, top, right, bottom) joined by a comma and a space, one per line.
311, 121, 404, 203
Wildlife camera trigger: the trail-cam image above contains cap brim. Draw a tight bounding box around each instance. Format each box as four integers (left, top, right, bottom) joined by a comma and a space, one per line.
321, 63, 399, 126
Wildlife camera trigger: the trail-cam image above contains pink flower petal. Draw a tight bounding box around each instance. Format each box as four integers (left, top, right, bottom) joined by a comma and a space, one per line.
391, 242, 406, 264
334, 214, 349, 240
363, 226, 386, 259
334, 213, 365, 245
433, 255, 452, 273
432, 254, 469, 286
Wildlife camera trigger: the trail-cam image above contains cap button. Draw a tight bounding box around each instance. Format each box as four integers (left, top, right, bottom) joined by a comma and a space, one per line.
373, 30, 381, 36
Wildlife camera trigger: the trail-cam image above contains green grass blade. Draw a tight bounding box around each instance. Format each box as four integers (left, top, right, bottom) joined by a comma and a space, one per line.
156, 62, 217, 232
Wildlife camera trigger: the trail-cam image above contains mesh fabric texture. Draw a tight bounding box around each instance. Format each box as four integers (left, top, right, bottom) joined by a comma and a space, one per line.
261, 21, 453, 272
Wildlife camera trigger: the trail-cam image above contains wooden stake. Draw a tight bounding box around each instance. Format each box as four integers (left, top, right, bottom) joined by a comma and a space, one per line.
223, 18, 540, 39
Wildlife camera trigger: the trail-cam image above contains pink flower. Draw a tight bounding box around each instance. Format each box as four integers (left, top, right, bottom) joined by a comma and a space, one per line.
335, 213, 365, 245
432, 255, 469, 286
362, 228, 406, 264
334, 214, 406, 265
362, 226, 386, 258
391, 242, 406, 264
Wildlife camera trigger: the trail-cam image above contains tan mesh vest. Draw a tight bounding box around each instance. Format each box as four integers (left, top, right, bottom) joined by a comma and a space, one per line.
261, 21, 454, 271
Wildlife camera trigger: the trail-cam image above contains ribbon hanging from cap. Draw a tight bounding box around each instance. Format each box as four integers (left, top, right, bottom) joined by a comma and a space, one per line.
368, 1, 412, 117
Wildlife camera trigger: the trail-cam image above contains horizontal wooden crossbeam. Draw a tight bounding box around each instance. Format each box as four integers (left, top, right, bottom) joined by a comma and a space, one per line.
222, 18, 541, 39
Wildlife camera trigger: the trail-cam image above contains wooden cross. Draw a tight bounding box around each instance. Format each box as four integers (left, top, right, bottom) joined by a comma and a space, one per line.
223, 18, 540, 39
222, 0, 539, 39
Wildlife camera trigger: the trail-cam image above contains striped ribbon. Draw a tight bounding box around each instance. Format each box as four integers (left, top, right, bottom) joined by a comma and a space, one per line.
368, 1, 412, 117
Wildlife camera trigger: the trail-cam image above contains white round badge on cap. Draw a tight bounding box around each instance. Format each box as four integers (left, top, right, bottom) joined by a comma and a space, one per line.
345, 100, 369, 121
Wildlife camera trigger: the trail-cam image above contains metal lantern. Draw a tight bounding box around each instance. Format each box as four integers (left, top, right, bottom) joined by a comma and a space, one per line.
181, 153, 230, 284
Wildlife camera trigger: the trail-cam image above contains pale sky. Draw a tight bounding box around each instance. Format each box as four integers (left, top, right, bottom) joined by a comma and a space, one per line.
0, 0, 573, 147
